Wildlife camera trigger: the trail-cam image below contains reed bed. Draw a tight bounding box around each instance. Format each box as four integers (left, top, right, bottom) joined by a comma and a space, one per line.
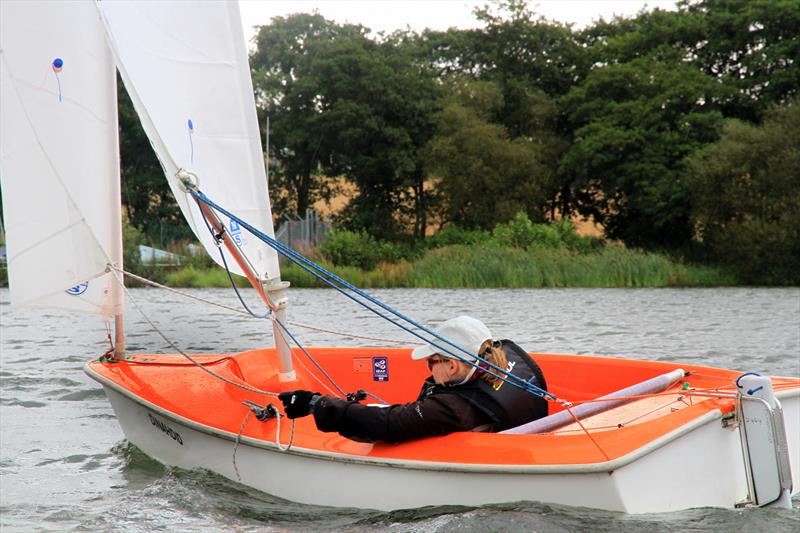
156, 246, 734, 289
407, 246, 734, 288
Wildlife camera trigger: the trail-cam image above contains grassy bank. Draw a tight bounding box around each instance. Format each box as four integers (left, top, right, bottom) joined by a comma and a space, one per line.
406, 246, 734, 288
154, 245, 735, 289
0, 214, 737, 290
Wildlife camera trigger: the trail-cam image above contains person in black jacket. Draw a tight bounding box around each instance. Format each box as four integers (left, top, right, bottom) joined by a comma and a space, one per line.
278, 316, 548, 443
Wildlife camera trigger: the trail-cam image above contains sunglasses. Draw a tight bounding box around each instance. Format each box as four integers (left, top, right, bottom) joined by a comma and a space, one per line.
427, 357, 451, 370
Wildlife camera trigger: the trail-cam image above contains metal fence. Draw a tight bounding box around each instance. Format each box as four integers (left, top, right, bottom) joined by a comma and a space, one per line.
274, 209, 330, 262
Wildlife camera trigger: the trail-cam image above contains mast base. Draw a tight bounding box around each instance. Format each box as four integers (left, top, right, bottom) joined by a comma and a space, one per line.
278, 370, 297, 382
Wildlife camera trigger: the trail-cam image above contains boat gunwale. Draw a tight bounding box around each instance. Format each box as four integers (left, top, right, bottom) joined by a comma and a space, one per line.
84, 361, 799, 475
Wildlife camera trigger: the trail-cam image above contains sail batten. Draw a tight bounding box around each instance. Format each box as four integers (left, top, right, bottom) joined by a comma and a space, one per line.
97, 0, 281, 280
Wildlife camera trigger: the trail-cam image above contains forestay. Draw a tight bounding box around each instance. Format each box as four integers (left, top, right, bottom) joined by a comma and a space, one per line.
96, 0, 281, 280
0, 0, 123, 316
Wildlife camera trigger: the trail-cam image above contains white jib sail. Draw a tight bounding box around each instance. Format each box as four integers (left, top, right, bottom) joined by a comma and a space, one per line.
0, 0, 123, 317
96, 0, 281, 281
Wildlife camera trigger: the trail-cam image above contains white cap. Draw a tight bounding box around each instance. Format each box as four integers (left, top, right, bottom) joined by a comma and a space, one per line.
411, 316, 493, 361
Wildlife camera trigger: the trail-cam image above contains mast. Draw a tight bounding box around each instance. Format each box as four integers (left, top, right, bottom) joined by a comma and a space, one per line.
109, 73, 126, 359
181, 174, 295, 380
97, 1, 290, 374
264, 114, 295, 380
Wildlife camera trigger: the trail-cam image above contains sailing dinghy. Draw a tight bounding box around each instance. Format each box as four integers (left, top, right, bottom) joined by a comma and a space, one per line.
1, 1, 798, 514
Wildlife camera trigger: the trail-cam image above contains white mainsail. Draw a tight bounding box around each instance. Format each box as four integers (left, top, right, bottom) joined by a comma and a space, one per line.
96, 0, 281, 281
0, 0, 123, 317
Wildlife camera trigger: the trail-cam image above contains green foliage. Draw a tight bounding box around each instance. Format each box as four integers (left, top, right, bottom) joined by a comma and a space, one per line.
122, 216, 145, 274
112, 0, 797, 284
320, 38, 442, 239
159, 246, 733, 289
281, 259, 413, 288
251, 15, 441, 238
488, 212, 604, 253
164, 267, 249, 289
688, 100, 800, 284
491, 212, 561, 249
560, 57, 726, 249
424, 225, 491, 248
686, 0, 800, 119
423, 0, 588, 109
251, 14, 366, 217
117, 78, 191, 244
319, 229, 411, 270
409, 245, 732, 288
423, 80, 554, 230
579, 1, 800, 120
553, 220, 605, 254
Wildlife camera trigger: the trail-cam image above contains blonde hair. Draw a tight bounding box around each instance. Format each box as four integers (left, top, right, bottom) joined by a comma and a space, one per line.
478, 340, 507, 385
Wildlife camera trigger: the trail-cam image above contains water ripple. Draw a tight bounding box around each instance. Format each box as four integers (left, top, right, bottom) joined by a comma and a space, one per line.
1, 286, 798, 532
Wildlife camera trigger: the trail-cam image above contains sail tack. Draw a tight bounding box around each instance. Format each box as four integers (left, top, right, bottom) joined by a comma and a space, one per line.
0, 0, 123, 316
97, 0, 281, 280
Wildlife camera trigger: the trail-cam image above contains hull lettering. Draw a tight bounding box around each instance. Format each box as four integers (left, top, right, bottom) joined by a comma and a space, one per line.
148, 413, 184, 445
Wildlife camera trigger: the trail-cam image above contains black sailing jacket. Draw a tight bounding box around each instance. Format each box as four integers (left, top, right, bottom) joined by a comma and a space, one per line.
311, 340, 548, 443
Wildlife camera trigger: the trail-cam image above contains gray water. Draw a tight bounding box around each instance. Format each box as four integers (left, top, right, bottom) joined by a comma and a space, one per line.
1, 287, 799, 532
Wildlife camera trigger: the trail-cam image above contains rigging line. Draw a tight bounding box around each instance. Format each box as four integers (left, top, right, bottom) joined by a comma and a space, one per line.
233, 409, 251, 482
559, 388, 728, 406
113, 266, 420, 346
190, 185, 264, 285
272, 316, 346, 397
275, 412, 296, 452
105, 266, 279, 397
190, 190, 552, 400
196, 196, 273, 317
203, 190, 552, 399
281, 320, 425, 346
271, 317, 343, 398
548, 425, 622, 434
190, 189, 482, 353
215, 238, 271, 317
275, 248, 532, 396
189, 184, 544, 397
562, 404, 611, 462
363, 391, 389, 405
234, 410, 293, 481
273, 315, 390, 405
612, 396, 692, 427
117, 356, 234, 366
111, 266, 250, 315
199, 204, 391, 402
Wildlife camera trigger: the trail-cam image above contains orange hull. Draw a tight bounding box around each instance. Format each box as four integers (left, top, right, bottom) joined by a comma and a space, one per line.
85, 348, 798, 467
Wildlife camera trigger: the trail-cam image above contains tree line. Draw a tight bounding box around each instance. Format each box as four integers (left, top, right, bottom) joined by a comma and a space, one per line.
118, 0, 799, 284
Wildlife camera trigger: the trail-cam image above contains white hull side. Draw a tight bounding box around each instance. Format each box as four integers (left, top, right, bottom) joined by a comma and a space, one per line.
100, 386, 800, 513
610, 414, 748, 511
782, 391, 800, 495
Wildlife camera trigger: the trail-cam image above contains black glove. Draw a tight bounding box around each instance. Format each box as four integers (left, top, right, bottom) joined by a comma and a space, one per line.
278, 390, 320, 419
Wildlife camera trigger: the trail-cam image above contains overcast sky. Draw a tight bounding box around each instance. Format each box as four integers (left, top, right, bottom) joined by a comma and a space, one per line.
239, 0, 678, 41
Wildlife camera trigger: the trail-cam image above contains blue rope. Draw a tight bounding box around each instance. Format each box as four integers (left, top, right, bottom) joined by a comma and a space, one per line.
196, 195, 389, 404
735, 372, 762, 389
190, 190, 554, 400
191, 189, 551, 399
197, 199, 270, 319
